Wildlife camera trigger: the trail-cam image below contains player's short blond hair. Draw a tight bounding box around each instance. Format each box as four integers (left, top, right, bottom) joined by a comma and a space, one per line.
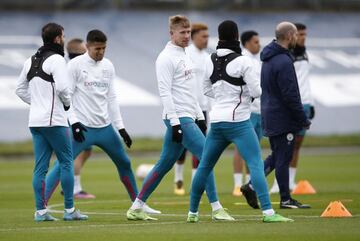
191, 23, 208, 38
169, 15, 190, 31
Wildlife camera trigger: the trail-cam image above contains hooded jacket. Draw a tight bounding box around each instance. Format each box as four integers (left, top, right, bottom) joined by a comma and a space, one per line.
260, 40, 309, 137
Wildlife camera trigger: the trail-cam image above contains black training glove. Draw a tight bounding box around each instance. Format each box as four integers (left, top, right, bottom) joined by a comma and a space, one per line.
119, 128, 132, 148
196, 119, 207, 134
309, 106, 315, 120
71, 122, 87, 142
172, 124, 183, 143
303, 119, 311, 130
63, 104, 70, 111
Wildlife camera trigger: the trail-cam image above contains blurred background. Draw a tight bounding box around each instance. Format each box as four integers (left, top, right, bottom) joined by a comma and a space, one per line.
0, 0, 360, 142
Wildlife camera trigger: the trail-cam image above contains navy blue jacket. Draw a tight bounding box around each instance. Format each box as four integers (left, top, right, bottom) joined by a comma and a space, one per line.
260, 41, 310, 137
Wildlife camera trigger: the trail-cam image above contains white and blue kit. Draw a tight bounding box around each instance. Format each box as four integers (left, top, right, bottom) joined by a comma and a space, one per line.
186, 43, 211, 113
136, 41, 218, 203
190, 48, 273, 212
243, 48, 263, 140
291, 47, 313, 136
45, 52, 138, 202
16, 45, 74, 211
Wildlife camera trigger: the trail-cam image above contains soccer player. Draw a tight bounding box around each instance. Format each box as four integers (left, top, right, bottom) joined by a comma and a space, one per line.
241, 22, 311, 209
269, 22, 315, 193
173, 22, 210, 196
127, 15, 230, 221
188, 20, 292, 223
232, 30, 262, 196
44, 29, 159, 215
66, 38, 95, 199
15, 23, 88, 221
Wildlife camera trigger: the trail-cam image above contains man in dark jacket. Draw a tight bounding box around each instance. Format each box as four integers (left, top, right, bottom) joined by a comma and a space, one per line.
241, 22, 311, 209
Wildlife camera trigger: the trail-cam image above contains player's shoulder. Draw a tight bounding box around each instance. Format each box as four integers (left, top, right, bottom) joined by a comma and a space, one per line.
101, 57, 115, 71
47, 53, 66, 64
228, 54, 253, 70
156, 49, 173, 65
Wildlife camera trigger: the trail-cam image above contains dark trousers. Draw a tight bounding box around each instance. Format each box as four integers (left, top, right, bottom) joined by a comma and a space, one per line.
264, 132, 295, 201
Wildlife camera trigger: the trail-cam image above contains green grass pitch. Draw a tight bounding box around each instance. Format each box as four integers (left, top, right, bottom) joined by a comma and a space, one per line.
0, 150, 359, 241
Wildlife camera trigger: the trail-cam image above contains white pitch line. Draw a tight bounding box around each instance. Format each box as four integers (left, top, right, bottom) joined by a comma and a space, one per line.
1, 214, 358, 233
0, 221, 186, 233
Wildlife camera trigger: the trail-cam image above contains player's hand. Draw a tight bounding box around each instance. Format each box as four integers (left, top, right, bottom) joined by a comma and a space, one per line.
71, 122, 87, 142
309, 106, 315, 119
172, 125, 183, 143
196, 119, 207, 133
304, 119, 311, 130
63, 104, 70, 111
119, 129, 132, 148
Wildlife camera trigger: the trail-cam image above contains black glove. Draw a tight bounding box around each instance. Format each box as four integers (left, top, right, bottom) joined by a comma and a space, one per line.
172, 125, 183, 143
309, 106, 315, 120
119, 128, 132, 148
196, 119, 207, 134
63, 104, 70, 111
71, 122, 87, 142
303, 119, 311, 130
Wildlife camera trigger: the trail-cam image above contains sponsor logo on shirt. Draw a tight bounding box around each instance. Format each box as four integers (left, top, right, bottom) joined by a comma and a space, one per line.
84, 81, 109, 88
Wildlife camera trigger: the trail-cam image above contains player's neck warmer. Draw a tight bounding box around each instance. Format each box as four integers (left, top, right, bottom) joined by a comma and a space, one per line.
216, 40, 242, 55
36, 43, 65, 57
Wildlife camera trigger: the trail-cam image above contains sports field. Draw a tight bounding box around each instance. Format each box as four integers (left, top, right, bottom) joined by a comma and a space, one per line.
0, 149, 359, 241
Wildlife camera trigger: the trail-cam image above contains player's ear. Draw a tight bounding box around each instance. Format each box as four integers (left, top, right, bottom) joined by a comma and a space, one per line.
54, 35, 61, 44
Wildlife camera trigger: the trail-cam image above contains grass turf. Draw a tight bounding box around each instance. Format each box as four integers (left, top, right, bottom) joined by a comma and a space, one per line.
0, 150, 359, 241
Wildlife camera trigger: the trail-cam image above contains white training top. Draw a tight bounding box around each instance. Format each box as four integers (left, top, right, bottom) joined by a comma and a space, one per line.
67, 52, 125, 130
203, 48, 261, 123
242, 48, 262, 114
294, 53, 313, 105
186, 44, 211, 111
156, 41, 204, 126
16, 54, 71, 127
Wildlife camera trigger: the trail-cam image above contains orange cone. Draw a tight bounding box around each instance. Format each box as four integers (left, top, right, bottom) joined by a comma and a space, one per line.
292, 180, 316, 195
321, 201, 352, 217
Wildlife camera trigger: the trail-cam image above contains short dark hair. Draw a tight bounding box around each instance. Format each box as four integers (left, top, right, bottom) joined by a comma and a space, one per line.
240, 30, 258, 46
42, 22, 64, 44
86, 29, 107, 43
294, 23, 307, 31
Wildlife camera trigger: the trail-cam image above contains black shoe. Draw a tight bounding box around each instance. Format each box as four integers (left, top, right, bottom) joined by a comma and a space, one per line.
280, 198, 311, 209
60, 190, 64, 196
240, 183, 260, 209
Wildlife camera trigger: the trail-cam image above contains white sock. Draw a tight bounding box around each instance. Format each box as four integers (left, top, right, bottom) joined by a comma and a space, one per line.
188, 211, 198, 215
245, 174, 251, 183
289, 167, 297, 185
233, 173, 243, 187
74, 175, 82, 194
65, 207, 75, 213
191, 169, 197, 182
174, 163, 184, 183
249, 184, 254, 190
271, 178, 278, 188
36, 208, 47, 216
262, 209, 275, 216
210, 201, 223, 212
131, 198, 145, 210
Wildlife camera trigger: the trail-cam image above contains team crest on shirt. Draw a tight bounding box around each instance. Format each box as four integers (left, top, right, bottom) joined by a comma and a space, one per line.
102, 69, 112, 79
287, 133, 294, 142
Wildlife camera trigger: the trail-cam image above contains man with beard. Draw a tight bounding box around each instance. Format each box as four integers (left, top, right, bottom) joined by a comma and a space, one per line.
241, 22, 312, 209
15, 23, 88, 221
